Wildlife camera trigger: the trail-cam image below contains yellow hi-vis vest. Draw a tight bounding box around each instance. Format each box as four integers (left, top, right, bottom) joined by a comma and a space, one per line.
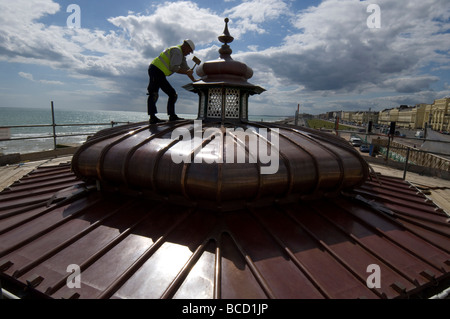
151, 45, 182, 76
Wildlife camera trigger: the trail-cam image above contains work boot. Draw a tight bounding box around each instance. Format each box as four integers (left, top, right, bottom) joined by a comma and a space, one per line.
169, 114, 184, 122
149, 115, 165, 124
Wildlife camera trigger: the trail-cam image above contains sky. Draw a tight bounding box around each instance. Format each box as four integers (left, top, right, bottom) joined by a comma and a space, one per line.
0, 0, 449, 116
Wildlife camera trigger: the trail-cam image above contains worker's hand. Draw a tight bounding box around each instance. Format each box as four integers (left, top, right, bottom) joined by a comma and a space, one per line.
187, 74, 197, 82
186, 69, 194, 76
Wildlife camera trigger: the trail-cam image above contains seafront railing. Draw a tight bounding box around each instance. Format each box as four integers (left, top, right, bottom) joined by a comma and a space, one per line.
0, 102, 131, 150
0, 122, 130, 146
339, 130, 450, 180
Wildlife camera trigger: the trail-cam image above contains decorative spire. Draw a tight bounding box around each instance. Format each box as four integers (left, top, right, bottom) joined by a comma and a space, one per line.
218, 18, 233, 59
218, 18, 234, 44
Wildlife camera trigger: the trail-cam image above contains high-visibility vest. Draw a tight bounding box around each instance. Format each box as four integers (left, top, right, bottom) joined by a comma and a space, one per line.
151, 45, 182, 76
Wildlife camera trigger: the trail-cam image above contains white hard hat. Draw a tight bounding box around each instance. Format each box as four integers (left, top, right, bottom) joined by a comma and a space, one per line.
184, 39, 195, 51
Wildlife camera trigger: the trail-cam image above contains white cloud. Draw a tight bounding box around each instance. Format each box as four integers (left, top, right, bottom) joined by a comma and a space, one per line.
108, 2, 223, 57
0, 1, 228, 100
18, 72, 34, 81
224, 0, 290, 34
1, 0, 449, 114
237, 0, 450, 97
18, 71, 63, 85
0, 1, 82, 67
0, 0, 60, 25
382, 76, 440, 93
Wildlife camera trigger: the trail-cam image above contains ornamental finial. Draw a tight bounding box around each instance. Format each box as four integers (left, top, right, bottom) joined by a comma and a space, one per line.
218, 18, 234, 45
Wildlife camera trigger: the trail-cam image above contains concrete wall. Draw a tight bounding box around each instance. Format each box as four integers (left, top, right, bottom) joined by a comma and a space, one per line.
0, 147, 78, 166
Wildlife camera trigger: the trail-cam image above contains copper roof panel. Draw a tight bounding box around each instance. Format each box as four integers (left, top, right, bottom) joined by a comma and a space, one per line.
71, 121, 369, 203
1, 164, 449, 299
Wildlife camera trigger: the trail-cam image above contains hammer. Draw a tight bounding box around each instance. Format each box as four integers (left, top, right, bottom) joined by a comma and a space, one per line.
191, 56, 201, 71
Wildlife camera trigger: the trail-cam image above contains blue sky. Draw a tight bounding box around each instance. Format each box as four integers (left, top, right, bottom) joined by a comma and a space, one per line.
0, 0, 449, 116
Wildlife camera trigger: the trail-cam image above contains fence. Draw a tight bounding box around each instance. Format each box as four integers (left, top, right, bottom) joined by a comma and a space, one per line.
352, 133, 450, 181
372, 138, 450, 170
328, 129, 450, 180
0, 102, 131, 150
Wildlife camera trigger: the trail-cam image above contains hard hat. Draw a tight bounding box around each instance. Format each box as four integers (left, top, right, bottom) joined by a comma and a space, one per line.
184, 39, 195, 51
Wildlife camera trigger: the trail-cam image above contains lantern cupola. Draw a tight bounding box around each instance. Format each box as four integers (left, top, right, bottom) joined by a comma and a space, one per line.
183, 18, 265, 123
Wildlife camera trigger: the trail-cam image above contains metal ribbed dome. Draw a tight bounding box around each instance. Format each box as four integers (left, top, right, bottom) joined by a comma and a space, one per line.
71, 120, 369, 208
71, 18, 369, 208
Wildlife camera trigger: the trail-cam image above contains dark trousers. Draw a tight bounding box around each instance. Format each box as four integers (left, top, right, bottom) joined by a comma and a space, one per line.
147, 64, 177, 116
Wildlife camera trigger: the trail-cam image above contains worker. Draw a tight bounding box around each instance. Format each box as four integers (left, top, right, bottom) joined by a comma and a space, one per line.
147, 39, 197, 124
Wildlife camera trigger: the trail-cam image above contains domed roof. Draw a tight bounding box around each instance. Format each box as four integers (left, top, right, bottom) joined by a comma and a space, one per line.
71, 120, 369, 208
71, 18, 369, 207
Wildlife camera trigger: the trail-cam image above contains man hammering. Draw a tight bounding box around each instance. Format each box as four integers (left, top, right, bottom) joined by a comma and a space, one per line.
147, 39, 198, 124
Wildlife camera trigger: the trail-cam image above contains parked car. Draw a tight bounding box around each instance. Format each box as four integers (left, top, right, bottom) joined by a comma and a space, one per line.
350, 137, 362, 147
360, 144, 370, 153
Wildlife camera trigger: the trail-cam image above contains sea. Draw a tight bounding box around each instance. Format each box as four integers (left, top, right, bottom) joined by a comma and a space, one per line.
0, 107, 289, 155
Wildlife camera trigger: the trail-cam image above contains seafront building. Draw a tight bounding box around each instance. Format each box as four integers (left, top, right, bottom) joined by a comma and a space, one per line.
428, 98, 450, 131
378, 98, 450, 130
340, 110, 379, 126
334, 97, 450, 131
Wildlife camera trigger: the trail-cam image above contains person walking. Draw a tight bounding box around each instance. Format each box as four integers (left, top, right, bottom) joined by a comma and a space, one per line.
147, 39, 197, 124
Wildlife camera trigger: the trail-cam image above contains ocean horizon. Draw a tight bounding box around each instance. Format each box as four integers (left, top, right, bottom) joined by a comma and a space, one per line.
0, 106, 290, 155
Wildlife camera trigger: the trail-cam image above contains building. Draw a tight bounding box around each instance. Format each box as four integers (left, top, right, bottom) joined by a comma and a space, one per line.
377, 98, 450, 130
428, 98, 450, 132
411, 104, 427, 129
341, 111, 353, 123
378, 108, 392, 126
397, 105, 414, 128
341, 111, 379, 125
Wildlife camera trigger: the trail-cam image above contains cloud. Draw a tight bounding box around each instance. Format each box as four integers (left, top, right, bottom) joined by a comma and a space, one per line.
1, 0, 449, 115
0, 1, 228, 102
382, 76, 440, 93
18, 71, 63, 85
234, 0, 450, 103
0, 0, 82, 67
224, 0, 289, 34
0, 0, 60, 25
18, 72, 34, 81
40, 79, 64, 85
108, 2, 223, 58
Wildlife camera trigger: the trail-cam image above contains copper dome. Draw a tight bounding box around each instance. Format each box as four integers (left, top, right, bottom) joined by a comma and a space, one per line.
3, 19, 450, 303
71, 18, 369, 208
